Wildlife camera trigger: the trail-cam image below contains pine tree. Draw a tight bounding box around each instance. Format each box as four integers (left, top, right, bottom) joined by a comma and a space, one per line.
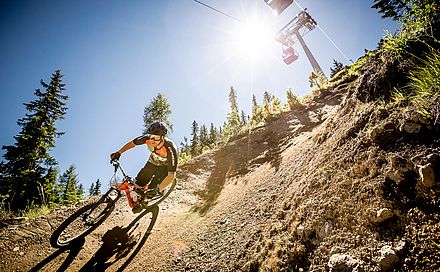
179, 137, 192, 162
262, 91, 272, 119
199, 124, 209, 151
47, 167, 63, 204
209, 123, 218, 146
77, 184, 84, 199
330, 59, 344, 78
94, 179, 102, 195
0, 70, 68, 211
286, 88, 300, 110
59, 165, 81, 205
371, 0, 410, 20
227, 87, 240, 135
89, 181, 96, 196
309, 72, 319, 88
220, 121, 229, 143
240, 110, 247, 126
143, 93, 173, 134
180, 137, 190, 154
251, 94, 262, 125
190, 120, 199, 156
46, 167, 60, 205
272, 95, 282, 116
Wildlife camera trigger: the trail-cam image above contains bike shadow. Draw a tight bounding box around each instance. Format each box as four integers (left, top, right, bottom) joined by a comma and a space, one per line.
78, 205, 159, 272
30, 237, 85, 272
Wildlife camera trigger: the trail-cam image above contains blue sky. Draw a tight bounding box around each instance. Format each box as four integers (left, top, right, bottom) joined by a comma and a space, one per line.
0, 0, 398, 192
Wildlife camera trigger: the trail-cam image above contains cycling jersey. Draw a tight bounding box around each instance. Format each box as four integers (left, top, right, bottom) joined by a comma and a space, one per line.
132, 135, 178, 172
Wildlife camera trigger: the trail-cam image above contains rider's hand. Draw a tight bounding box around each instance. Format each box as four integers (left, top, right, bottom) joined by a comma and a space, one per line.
110, 151, 121, 163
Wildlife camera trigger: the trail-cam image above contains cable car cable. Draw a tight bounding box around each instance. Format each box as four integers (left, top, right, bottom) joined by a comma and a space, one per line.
192, 0, 241, 22
294, 1, 352, 63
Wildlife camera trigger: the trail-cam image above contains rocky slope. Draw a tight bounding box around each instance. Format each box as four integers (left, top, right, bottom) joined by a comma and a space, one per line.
1, 83, 438, 272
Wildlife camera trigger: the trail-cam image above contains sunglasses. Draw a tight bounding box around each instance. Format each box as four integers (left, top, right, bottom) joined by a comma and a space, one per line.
149, 135, 162, 141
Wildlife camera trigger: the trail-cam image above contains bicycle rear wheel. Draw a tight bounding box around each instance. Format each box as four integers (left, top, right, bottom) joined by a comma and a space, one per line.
50, 197, 115, 248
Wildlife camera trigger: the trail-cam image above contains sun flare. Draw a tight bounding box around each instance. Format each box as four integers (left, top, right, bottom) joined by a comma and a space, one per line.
232, 19, 274, 60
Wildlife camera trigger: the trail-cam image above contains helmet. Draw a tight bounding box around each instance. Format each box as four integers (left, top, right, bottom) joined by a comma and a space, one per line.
147, 121, 168, 136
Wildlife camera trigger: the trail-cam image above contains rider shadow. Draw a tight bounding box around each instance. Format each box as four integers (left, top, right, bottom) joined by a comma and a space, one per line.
78, 205, 159, 272
30, 237, 85, 272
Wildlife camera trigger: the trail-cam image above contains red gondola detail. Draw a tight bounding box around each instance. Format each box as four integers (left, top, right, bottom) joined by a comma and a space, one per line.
282, 46, 299, 64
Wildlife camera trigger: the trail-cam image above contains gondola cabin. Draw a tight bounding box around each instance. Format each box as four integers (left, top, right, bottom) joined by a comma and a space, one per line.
264, 0, 293, 16
282, 46, 299, 64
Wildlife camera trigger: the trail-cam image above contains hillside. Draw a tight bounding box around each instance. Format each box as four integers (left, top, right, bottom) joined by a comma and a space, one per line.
0, 78, 438, 271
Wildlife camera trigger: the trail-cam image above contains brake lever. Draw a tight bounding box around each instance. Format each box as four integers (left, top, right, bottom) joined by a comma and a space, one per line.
112, 160, 119, 173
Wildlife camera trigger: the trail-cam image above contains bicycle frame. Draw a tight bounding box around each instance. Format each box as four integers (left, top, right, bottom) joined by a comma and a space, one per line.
109, 160, 150, 209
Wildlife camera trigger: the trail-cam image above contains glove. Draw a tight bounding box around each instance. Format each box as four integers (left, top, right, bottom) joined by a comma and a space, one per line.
110, 151, 121, 163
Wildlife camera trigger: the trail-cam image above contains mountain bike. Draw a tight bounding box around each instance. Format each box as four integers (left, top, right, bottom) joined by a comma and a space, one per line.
50, 160, 176, 248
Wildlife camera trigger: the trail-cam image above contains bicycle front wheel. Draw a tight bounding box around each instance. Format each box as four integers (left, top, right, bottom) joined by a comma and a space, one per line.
50, 197, 115, 248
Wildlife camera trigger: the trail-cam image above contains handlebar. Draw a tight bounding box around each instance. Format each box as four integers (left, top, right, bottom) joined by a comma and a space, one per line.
111, 160, 128, 178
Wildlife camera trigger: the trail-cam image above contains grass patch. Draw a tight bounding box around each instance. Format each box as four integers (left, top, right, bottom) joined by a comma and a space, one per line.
20, 205, 52, 219
391, 50, 440, 122
407, 51, 440, 122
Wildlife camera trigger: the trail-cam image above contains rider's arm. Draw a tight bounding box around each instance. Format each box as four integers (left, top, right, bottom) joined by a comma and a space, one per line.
118, 135, 150, 154
117, 141, 136, 154
159, 140, 178, 191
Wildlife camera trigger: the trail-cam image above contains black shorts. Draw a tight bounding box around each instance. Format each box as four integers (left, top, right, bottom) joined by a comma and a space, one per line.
135, 161, 168, 188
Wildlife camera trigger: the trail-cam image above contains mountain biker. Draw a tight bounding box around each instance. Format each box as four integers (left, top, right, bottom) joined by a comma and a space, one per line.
110, 121, 178, 213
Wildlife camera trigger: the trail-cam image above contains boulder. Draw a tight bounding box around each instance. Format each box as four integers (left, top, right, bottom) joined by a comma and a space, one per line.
384, 155, 413, 184
400, 121, 421, 134
418, 163, 437, 187
328, 254, 364, 272
369, 208, 394, 223
378, 245, 399, 271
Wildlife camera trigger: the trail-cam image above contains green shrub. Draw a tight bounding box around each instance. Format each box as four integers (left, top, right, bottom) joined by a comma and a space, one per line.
380, 1, 439, 61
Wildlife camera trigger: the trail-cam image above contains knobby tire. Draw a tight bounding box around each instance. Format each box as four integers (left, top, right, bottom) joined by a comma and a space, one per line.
142, 179, 176, 209
50, 197, 115, 248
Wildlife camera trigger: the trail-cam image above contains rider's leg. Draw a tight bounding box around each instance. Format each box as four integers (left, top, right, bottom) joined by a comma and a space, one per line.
135, 162, 156, 187
147, 165, 168, 191
131, 162, 156, 212
158, 172, 175, 191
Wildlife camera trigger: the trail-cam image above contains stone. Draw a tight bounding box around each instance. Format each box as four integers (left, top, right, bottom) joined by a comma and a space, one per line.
329, 246, 343, 255
419, 116, 429, 124
385, 169, 405, 184
370, 208, 394, 223
378, 245, 399, 271
328, 254, 364, 272
418, 163, 436, 187
312, 132, 326, 144
385, 155, 413, 184
296, 225, 305, 237
318, 222, 332, 239
401, 121, 421, 134
395, 240, 406, 253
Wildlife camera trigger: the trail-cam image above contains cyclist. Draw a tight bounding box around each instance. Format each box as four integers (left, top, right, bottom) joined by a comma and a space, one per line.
110, 121, 178, 213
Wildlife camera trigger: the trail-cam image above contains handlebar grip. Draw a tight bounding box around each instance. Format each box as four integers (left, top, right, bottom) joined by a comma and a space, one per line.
112, 160, 119, 172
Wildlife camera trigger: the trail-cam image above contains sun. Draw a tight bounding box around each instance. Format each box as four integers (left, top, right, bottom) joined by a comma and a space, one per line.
232, 19, 274, 60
